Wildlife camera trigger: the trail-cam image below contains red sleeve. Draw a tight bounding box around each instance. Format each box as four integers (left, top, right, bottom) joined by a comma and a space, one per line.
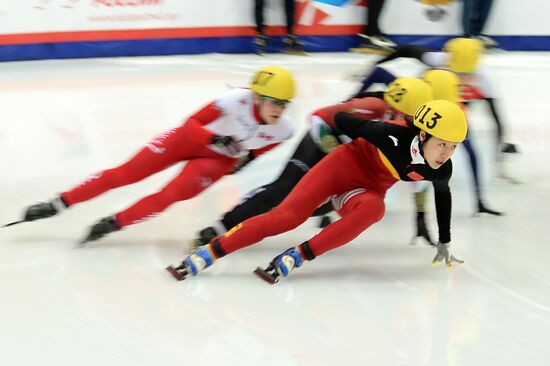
251, 142, 280, 157
314, 97, 388, 128
188, 101, 223, 125
460, 84, 485, 101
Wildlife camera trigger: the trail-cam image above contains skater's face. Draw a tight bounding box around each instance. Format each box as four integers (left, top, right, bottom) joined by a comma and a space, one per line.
255, 94, 290, 124
420, 131, 458, 169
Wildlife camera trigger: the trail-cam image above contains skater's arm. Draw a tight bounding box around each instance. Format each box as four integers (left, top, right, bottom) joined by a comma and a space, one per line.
334, 112, 405, 142
189, 102, 223, 125
182, 118, 216, 145
355, 66, 397, 95
432, 176, 452, 244
375, 45, 431, 65
350, 91, 385, 100
251, 142, 281, 157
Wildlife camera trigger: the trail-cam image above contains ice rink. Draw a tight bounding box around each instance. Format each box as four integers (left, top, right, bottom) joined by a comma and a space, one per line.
1, 51, 549, 366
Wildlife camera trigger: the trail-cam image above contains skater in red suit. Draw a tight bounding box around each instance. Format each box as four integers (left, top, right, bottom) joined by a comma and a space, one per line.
167, 99, 468, 283
13, 66, 296, 245
189, 77, 434, 251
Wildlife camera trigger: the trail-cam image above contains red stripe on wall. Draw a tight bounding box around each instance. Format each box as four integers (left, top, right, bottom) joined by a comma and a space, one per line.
0, 25, 363, 45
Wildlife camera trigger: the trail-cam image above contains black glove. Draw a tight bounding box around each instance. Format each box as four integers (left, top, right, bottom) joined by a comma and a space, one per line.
410, 212, 435, 246
211, 135, 242, 155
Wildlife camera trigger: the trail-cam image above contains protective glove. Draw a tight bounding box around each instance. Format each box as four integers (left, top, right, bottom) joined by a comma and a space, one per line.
320, 134, 339, 154
432, 241, 464, 268
318, 123, 340, 154
211, 135, 242, 155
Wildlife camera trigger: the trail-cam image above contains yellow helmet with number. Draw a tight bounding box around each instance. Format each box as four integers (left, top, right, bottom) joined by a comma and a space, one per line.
250, 66, 295, 100
423, 69, 461, 104
444, 37, 484, 73
413, 99, 467, 142
384, 77, 434, 116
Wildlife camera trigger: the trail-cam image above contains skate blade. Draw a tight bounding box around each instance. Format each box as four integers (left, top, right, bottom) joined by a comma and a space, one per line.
349, 47, 393, 55
283, 49, 307, 56
166, 266, 187, 281
2, 220, 25, 228
253, 267, 278, 284
75, 238, 90, 248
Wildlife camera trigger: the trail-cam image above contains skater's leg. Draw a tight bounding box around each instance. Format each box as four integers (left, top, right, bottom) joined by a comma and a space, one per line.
366, 0, 385, 36
62, 125, 201, 206
216, 147, 355, 255
284, 0, 296, 35
116, 156, 235, 226
301, 190, 385, 257
220, 133, 325, 231
254, 0, 265, 35
257, 189, 385, 281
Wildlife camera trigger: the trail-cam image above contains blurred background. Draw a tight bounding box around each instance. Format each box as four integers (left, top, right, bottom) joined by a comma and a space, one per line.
1, 1, 550, 366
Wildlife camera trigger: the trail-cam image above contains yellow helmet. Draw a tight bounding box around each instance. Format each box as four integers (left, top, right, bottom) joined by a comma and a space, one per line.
444, 37, 484, 73
250, 66, 295, 100
413, 99, 468, 142
384, 77, 434, 116
423, 69, 461, 104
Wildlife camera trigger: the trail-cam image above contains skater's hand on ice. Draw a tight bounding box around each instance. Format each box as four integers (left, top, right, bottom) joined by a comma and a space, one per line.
212, 135, 242, 155
432, 242, 464, 268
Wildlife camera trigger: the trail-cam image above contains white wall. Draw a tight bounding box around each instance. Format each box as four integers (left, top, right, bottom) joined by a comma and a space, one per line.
0, 0, 548, 37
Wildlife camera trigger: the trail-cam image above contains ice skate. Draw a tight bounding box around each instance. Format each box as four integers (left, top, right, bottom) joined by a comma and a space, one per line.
78, 216, 120, 246
283, 34, 306, 55
188, 226, 218, 253
500, 142, 518, 154
476, 201, 503, 216
3, 197, 66, 228
410, 213, 436, 246
254, 34, 267, 55
350, 34, 395, 55
474, 35, 499, 49
166, 245, 216, 281
254, 247, 303, 284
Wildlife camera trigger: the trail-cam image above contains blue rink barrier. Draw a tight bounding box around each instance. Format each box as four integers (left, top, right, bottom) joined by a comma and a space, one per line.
0, 35, 549, 62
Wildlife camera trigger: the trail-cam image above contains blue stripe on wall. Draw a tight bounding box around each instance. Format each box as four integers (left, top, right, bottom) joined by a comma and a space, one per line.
1, 35, 549, 62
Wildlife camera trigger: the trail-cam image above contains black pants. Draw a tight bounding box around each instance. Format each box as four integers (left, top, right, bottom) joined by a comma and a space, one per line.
364, 0, 386, 36
255, 0, 296, 35
221, 132, 330, 230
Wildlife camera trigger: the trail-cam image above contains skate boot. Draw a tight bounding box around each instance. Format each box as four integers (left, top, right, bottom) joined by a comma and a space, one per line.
474, 35, 498, 49
189, 226, 218, 253
500, 142, 518, 154
3, 196, 67, 228
351, 34, 395, 54
283, 34, 305, 55
254, 34, 267, 55
254, 247, 303, 284
476, 200, 503, 216
166, 245, 217, 281
410, 212, 435, 246
79, 216, 120, 246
